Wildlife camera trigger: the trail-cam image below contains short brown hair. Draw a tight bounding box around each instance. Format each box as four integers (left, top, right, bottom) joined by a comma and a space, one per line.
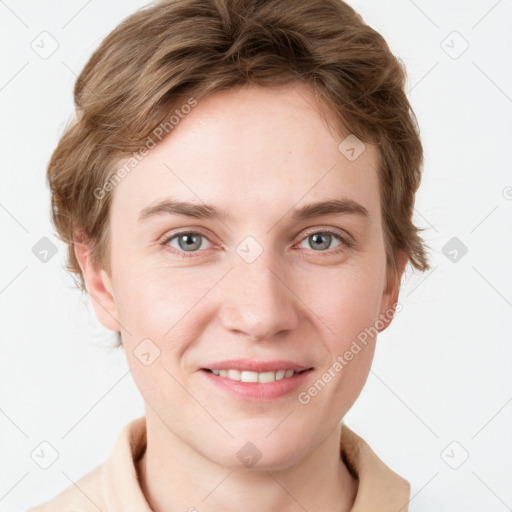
48, 0, 430, 338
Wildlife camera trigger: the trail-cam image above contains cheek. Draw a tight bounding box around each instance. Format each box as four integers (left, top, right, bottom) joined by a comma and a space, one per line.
111, 264, 210, 409
302, 261, 384, 405
111, 260, 219, 349
297, 262, 384, 350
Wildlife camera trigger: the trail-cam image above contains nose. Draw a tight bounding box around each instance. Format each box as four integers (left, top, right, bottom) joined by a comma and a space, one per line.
217, 256, 300, 341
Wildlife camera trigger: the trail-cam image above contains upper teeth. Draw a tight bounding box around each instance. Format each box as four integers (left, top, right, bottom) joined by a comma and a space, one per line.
211, 369, 297, 382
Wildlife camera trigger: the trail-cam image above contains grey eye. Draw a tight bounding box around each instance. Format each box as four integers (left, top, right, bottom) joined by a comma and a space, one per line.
168, 233, 210, 252
300, 232, 341, 251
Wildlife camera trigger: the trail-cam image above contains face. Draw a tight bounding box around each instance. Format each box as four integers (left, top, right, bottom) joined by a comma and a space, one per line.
79, 83, 405, 470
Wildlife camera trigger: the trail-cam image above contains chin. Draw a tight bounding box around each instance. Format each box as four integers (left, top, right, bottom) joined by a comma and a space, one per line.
203, 427, 314, 472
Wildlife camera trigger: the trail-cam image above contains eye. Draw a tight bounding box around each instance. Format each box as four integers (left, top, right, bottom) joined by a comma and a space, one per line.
165, 232, 212, 253
298, 231, 346, 251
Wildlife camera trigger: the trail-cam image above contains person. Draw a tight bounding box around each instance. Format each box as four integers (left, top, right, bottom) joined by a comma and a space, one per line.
27, 0, 431, 510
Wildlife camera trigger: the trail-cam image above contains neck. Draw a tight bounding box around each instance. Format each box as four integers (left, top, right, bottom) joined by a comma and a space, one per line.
136, 410, 358, 512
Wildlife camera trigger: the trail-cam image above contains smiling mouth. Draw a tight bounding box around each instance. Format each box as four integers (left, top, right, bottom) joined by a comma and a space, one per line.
201, 368, 312, 383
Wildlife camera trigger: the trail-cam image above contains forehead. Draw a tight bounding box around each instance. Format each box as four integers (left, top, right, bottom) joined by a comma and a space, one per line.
110, 83, 381, 224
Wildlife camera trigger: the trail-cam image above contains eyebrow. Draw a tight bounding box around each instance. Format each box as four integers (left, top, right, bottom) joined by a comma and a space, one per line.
137, 198, 369, 223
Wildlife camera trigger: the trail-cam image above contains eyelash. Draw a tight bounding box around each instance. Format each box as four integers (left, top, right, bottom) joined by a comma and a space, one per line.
161, 228, 353, 259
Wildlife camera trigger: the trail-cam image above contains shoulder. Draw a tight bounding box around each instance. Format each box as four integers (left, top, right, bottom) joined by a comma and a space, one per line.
25, 464, 105, 512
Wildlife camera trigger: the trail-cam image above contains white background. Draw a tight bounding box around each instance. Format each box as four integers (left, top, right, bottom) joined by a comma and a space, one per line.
1, 1, 511, 510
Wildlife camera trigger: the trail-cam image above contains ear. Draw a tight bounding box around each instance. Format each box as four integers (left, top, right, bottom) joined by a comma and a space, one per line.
377, 249, 408, 333
73, 236, 121, 332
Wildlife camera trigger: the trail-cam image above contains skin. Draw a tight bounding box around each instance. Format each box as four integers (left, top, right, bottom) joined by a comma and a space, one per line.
75, 82, 408, 512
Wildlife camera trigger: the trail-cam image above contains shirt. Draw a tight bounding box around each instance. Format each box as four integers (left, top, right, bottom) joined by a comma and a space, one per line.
26, 416, 412, 512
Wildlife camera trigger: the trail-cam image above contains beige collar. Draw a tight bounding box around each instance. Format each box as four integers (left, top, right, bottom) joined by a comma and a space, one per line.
340, 424, 410, 511
102, 416, 410, 511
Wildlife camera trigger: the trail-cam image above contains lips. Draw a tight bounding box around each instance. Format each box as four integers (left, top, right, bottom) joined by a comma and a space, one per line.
200, 360, 314, 400
200, 359, 314, 387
